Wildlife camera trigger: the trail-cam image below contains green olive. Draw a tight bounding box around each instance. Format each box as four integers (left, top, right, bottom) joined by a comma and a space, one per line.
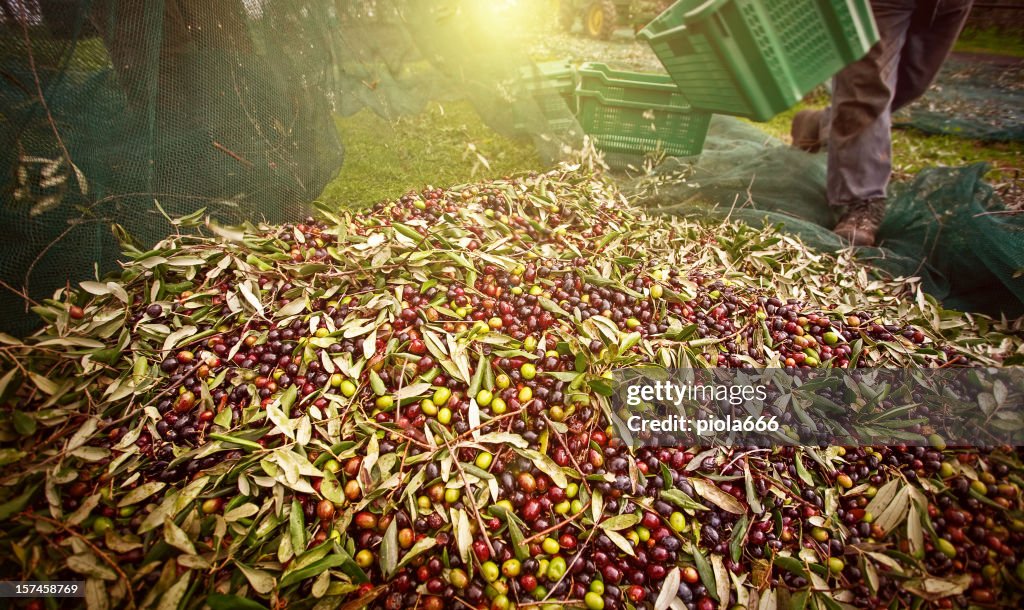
669, 511, 686, 532
355, 549, 374, 568
433, 387, 452, 407
340, 380, 357, 397
481, 561, 500, 582
420, 398, 438, 416
541, 537, 560, 555
502, 558, 521, 578
546, 556, 567, 581
475, 451, 493, 470
92, 516, 113, 535
491, 397, 507, 414
584, 591, 605, 610
449, 567, 469, 589
636, 526, 650, 542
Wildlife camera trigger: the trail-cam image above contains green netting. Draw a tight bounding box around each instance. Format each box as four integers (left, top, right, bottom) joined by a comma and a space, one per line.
2, 1, 1019, 337
0, 1, 582, 336
627, 116, 1024, 317
893, 53, 1024, 142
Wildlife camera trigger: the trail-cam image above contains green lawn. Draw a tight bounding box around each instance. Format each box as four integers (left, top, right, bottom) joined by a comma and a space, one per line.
317, 101, 541, 208
955, 26, 1024, 58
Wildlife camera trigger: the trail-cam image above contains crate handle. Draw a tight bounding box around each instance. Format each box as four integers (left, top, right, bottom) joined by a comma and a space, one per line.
579, 64, 678, 91
682, 0, 730, 21
575, 88, 694, 112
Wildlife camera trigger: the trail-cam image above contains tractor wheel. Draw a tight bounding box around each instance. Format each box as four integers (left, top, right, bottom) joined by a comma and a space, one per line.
558, 0, 575, 31
585, 0, 617, 40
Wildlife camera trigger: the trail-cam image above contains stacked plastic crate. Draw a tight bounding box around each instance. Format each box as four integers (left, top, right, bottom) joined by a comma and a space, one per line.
552, 0, 879, 163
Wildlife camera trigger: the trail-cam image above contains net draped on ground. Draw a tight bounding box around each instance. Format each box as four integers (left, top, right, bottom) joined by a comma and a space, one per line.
0, 0, 582, 336
625, 116, 1024, 317
894, 52, 1024, 142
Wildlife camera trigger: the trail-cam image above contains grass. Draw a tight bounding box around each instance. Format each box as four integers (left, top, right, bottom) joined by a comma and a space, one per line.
955, 27, 1024, 58
317, 101, 542, 208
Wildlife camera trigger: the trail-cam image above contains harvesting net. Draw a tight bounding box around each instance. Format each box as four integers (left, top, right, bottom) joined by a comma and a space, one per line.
2, 1, 1019, 336
0, 0, 581, 336
894, 52, 1024, 142
626, 116, 1024, 317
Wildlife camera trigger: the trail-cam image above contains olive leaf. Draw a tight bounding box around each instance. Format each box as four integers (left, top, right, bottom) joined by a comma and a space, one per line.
602, 528, 636, 558
238, 563, 277, 595
516, 448, 568, 488
84, 578, 109, 610
380, 516, 398, 577
600, 513, 640, 532
655, 566, 680, 610
290, 499, 307, 556
506, 512, 528, 562
395, 536, 438, 571
66, 553, 117, 581
691, 478, 745, 515
743, 464, 763, 515
155, 572, 191, 610
907, 500, 925, 559
276, 295, 308, 318
691, 545, 717, 599
711, 553, 730, 604
730, 514, 749, 564
163, 516, 197, 555
874, 487, 910, 536
903, 574, 971, 600
119, 482, 166, 507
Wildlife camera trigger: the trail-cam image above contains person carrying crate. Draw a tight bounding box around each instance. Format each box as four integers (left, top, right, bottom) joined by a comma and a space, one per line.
791, 0, 974, 247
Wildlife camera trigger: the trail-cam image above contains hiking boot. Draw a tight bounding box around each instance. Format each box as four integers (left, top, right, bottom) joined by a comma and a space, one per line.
790, 109, 825, 153
833, 198, 886, 247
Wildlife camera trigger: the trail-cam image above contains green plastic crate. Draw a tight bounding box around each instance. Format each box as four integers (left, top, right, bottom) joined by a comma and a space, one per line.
513, 60, 578, 134
638, 0, 879, 121
575, 62, 711, 162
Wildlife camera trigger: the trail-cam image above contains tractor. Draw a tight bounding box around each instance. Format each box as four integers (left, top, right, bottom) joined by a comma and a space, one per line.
558, 0, 670, 40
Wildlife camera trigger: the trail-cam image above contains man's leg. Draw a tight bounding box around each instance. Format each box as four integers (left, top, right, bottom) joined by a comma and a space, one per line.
827, 1, 916, 213
891, 0, 973, 113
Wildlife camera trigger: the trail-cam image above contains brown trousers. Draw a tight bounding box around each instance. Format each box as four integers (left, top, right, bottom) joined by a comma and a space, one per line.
825, 0, 973, 206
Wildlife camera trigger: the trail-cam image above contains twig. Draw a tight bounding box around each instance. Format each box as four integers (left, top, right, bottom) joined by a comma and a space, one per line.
22, 512, 137, 609
212, 141, 254, 168
521, 504, 591, 545
17, 17, 79, 192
